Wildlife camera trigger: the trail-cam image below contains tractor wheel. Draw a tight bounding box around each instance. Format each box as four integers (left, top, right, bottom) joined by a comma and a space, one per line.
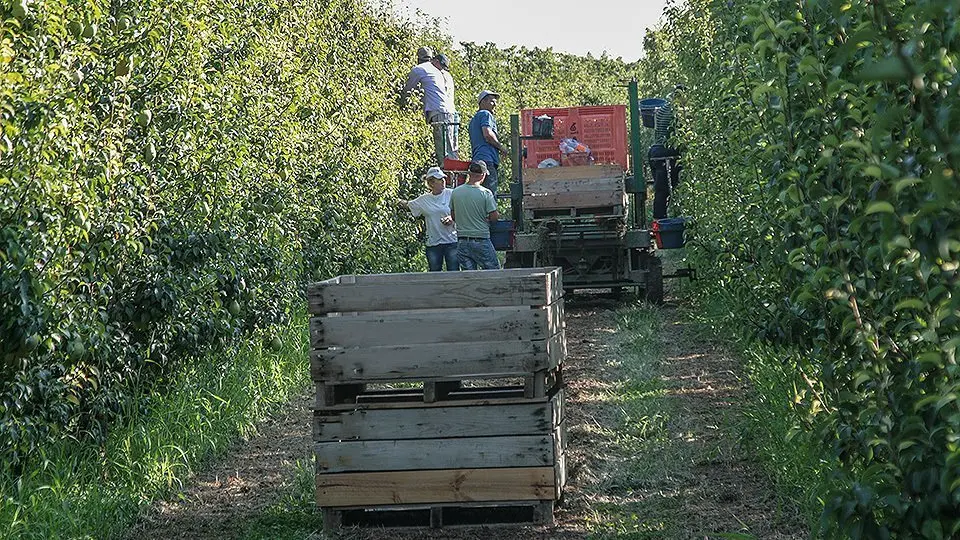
644, 256, 664, 305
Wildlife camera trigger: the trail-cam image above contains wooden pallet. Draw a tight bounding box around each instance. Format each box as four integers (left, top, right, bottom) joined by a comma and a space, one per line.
322, 499, 555, 531
314, 365, 563, 407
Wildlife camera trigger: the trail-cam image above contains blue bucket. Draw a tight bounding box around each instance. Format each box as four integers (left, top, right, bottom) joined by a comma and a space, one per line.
490, 220, 515, 250
653, 217, 686, 249
639, 98, 667, 128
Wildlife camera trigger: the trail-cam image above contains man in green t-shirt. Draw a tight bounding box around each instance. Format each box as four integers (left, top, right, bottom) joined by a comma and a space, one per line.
450, 161, 501, 270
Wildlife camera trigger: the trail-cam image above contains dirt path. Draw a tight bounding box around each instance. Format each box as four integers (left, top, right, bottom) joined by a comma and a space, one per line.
127, 295, 805, 539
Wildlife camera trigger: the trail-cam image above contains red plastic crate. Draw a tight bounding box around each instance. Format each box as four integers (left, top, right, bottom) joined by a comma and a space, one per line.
521, 105, 628, 170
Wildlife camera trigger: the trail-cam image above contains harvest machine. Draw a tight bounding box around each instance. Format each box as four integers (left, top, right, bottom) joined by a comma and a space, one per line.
500, 81, 677, 303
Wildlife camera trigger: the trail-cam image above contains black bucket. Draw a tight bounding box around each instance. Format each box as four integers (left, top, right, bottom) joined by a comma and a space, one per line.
531, 115, 554, 139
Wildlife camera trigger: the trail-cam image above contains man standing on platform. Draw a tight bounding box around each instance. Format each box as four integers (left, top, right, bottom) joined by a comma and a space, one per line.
468, 90, 507, 196
450, 160, 501, 270
431, 53, 459, 160
401, 47, 458, 162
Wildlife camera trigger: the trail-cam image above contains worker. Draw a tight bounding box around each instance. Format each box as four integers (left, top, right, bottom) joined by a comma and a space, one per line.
468, 90, 507, 196
648, 84, 685, 220
397, 167, 458, 271
450, 161, 501, 270
401, 47, 458, 163
432, 53, 459, 160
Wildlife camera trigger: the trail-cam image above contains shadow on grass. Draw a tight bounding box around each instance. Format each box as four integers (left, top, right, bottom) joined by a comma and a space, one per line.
237, 459, 324, 540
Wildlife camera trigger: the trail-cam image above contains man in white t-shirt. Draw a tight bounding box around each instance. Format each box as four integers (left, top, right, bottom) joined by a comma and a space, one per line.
398, 166, 458, 271
401, 47, 458, 162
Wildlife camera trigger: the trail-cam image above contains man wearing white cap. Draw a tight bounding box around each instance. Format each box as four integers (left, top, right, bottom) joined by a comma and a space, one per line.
468, 90, 507, 196
398, 166, 458, 271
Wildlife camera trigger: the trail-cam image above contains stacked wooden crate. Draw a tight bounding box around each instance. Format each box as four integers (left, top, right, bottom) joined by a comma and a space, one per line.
307, 268, 567, 530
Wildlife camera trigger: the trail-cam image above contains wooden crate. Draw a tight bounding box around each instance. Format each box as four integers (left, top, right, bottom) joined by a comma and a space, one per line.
315, 394, 567, 514
522, 165, 627, 211
307, 267, 562, 315
307, 268, 568, 530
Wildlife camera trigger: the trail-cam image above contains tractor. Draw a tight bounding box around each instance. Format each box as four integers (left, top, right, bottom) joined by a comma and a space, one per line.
497, 80, 682, 303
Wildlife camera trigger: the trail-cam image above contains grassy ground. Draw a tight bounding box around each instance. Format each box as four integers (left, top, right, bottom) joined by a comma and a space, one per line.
580, 303, 683, 539
0, 319, 310, 540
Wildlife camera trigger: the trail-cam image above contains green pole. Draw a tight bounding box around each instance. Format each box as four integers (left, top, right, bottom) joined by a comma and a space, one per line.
510, 114, 522, 230
628, 79, 647, 228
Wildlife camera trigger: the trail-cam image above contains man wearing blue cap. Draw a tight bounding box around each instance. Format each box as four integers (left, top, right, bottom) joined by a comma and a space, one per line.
468, 90, 507, 196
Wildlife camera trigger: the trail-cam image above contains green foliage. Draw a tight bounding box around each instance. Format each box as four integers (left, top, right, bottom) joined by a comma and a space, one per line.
0, 317, 308, 538
0, 0, 436, 471
0, 0, 642, 533
641, 0, 960, 536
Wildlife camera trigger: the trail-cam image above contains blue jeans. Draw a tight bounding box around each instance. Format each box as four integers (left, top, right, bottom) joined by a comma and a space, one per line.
457, 238, 501, 270
481, 161, 499, 196
425, 242, 459, 271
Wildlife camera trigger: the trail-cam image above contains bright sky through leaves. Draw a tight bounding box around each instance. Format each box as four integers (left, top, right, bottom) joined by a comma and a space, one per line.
392, 0, 667, 61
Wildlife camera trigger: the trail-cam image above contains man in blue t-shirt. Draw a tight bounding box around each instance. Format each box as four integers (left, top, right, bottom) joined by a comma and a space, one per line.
468, 90, 508, 196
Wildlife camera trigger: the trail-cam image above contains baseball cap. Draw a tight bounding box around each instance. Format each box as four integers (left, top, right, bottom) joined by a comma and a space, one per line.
434, 54, 450, 70
468, 160, 488, 174
477, 90, 500, 104
417, 46, 434, 63
423, 166, 446, 180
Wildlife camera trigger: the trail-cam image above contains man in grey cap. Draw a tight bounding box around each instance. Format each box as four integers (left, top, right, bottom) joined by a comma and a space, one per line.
432, 53, 458, 161
416, 46, 433, 64
468, 90, 507, 195
401, 47, 459, 162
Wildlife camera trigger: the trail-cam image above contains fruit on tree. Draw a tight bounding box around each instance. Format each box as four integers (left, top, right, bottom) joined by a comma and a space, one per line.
143, 141, 156, 163
228, 300, 241, 315
136, 109, 152, 127
67, 341, 85, 361
115, 55, 133, 77
11, 0, 28, 19
67, 20, 84, 37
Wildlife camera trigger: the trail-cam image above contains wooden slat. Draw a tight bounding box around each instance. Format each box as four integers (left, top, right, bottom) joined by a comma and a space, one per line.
316, 467, 556, 507
314, 392, 564, 441
311, 331, 565, 381
311, 300, 564, 348
315, 434, 555, 473
314, 392, 552, 412
523, 164, 624, 183
522, 176, 623, 195
307, 268, 563, 315
554, 451, 567, 500
522, 190, 627, 210
323, 500, 555, 530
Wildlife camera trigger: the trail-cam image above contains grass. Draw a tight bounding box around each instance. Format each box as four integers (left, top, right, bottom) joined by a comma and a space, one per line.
583, 302, 689, 539
682, 276, 833, 533
0, 317, 311, 540
237, 459, 323, 540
